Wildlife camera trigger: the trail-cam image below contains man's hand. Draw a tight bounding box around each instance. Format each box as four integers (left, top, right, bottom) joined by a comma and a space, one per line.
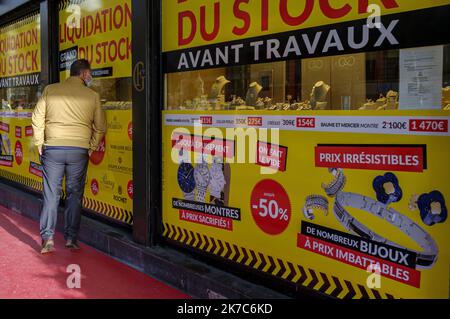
38, 145, 43, 156
88, 149, 93, 157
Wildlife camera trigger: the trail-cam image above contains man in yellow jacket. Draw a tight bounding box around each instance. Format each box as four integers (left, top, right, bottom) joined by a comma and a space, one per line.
32, 59, 106, 254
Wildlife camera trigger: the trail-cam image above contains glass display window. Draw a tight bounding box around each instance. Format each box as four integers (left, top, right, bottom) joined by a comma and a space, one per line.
0, 12, 42, 111
58, 0, 132, 110
165, 45, 450, 111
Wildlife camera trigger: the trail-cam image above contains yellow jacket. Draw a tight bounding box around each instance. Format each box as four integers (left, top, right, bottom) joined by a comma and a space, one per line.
32, 76, 106, 151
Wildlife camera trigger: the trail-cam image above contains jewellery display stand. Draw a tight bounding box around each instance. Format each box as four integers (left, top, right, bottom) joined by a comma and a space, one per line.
245, 82, 263, 107
359, 99, 378, 110
230, 95, 245, 108
377, 90, 398, 110
442, 86, 450, 109
375, 94, 387, 108
285, 82, 330, 110
194, 74, 205, 97
310, 81, 330, 110
209, 76, 230, 110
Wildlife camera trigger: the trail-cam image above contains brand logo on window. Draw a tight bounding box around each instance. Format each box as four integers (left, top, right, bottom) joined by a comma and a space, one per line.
91, 179, 99, 196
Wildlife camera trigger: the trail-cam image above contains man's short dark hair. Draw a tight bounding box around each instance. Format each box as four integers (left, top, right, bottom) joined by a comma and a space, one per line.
70, 59, 91, 76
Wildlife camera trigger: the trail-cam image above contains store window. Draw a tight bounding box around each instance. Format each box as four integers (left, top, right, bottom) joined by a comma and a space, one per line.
165, 45, 450, 111
0, 13, 41, 110
59, 0, 132, 108
161, 1, 450, 300
58, 0, 133, 225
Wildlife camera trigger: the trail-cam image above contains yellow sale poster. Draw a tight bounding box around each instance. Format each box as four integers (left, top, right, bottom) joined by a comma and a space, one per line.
84, 109, 133, 224
0, 13, 41, 85
162, 0, 449, 52
58, 0, 132, 81
0, 111, 42, 190
162, 110, 450, 298
0, 110, 133, 225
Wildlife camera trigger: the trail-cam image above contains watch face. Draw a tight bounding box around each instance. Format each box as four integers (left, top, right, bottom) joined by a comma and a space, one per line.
194, 162, 211, 187
209, 163, 226, 191
177, 162, 196, 194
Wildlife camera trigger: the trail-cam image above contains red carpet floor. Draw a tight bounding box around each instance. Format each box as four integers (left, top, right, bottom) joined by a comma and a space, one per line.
0, 206, 190, 299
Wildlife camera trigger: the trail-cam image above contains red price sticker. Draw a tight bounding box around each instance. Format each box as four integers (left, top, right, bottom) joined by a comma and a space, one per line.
200, 116, 213, 125
248, 117, 263, 126
409, 119, 448, 133
250, 179, 291, 235
296, 117, 315, 128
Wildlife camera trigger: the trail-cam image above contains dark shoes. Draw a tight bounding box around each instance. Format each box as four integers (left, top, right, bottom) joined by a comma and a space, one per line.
41, 239, 55, 254
65, 239, 80, 250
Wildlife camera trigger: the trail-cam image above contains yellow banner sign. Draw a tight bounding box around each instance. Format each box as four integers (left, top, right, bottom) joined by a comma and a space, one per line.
162, 109, 450, 298
0, 110, 133, 225
0, 14, 41, 82
163, 0, 450, 52
59, 0, 132, 80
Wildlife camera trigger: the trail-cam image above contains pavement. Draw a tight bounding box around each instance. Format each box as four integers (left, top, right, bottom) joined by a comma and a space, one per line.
0, 205, 190, 299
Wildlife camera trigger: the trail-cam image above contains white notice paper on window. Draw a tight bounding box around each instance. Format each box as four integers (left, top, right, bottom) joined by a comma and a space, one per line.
399, 45, 443, 110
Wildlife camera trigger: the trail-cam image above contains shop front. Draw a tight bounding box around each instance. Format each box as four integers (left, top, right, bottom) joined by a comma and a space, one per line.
0, 0, 134, 226
161, 0, 450, 298
0, 11, 43, 192
58, 0, 134, 225
1, 0, 450, 300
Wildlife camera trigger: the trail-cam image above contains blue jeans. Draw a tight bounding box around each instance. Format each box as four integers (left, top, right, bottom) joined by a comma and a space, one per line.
40, 147, 89, 241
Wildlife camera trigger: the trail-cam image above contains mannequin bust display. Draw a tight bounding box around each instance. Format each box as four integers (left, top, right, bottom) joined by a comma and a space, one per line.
210, 76, 230, 100
245, 82, 263, 107
377, 90, 398, 110
310, 81, 330, 109
387, 90, 398, 109
214, 94, 225, 110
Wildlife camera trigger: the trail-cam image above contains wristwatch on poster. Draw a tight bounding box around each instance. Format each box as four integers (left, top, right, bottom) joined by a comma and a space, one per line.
177, 162, 196, 201
208, 157, 226, 205
0, 133, 11, 155
320, 169, 439, 270
194, 161, 211, 202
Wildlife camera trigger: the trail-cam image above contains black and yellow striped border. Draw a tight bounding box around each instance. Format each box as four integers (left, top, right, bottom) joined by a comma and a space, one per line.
58, 0, 88, 11
0, 168, 132, 225
163, 223, 397, 299
0, 12, 40, 32
82, 197, 133, 225
0, 168, 42, 191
